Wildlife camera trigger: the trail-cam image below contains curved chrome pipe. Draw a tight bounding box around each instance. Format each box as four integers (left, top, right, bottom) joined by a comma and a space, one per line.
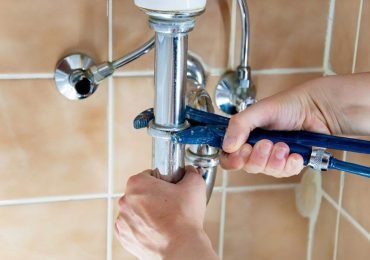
238, 0, 250, 69
186, 85, 219, 203
215, 0, 256, 115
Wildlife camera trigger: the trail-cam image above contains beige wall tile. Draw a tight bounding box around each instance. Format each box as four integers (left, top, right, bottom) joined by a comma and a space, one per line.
113, 0, 231, 72
189, 0, 231, 69
224, 189, 308, 259
0, 200, 106, 259
204, 192, 222, 253
0, 80, 107, 199
355, 0, 370, 73
343, 153, 370, 231
235, 0, 328, 69
312, 198, 337, 260
0, 0, 108, 73
114, 77, 153, 193
112, 0, 153, 72
330, 0, 361, 74
321, 150, 343, 203
337, 215, 370, 259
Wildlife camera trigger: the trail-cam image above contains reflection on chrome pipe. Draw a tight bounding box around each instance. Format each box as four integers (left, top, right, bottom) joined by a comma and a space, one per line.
148, 14, 197, 183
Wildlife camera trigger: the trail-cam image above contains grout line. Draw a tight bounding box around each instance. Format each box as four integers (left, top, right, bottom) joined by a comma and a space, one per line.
333, 161, 346, 260
220, 183, 297, 193
0, 194, 109, 207
307, 217, 316, 260
323, 0, 336, 73
253, 67, 323, 75
227, 0, 237, 70
0, 67, 324, 81
322, 191, 369, 240
0, 73, 54, 80
113, 70, 154, 78
106, 1, 114, 260
352, 0, 364, 73
218, 170, 228, 259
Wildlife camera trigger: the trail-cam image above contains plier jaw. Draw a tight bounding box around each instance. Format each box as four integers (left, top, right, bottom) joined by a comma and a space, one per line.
171, 125, 226, 149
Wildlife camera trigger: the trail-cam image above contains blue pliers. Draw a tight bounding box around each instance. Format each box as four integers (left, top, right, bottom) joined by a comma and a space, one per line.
134, 106, 370, 178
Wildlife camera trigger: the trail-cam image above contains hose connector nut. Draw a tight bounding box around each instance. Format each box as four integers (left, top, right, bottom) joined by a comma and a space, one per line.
308, 148, 331, 171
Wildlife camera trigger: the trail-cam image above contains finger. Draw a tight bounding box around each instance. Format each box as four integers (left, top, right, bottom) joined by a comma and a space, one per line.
244, 140, 274, 174
178, 166, 205, 188
220, 143, 252, 170
283, 153, 304, 177
264, 142, 290, 176
223, 101, 275, 153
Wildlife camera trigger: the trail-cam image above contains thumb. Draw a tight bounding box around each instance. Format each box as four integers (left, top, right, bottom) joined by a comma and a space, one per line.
178, 166, 205, 188
222, 100, 275, 153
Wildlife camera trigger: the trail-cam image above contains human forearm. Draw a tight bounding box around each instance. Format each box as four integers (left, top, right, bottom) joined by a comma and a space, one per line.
304, 72, 370, 136
163, 229, 219, 260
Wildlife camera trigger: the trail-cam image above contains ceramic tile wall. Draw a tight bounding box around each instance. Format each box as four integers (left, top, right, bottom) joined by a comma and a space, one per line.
0, 0, 368, 259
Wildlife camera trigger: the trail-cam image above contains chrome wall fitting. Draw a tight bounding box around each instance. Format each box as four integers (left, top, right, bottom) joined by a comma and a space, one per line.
54, 38, 155, 100
55, 53, 97, 100
215, 0, 256, 115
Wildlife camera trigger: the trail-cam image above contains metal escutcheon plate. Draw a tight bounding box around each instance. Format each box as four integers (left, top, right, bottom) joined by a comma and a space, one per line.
54, 53, 96, 100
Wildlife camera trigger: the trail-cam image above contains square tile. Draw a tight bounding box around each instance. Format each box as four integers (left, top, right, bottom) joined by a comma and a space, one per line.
330, 0, 361, 74
312, 198, 337, 260
224, 189, 308, 259
113, 77, 154, 193
337, 214, 370, 259
0, 200, 107, 259
343, 152, 370, 231
189, 0, 231, 69
112, 0, 153, 72
0, 0, 108, 73
113, 0, 232, 72
355, 0, 370, 73
0, 80, 107, 199
321, 150, 344, 202
235, 0, 329, 69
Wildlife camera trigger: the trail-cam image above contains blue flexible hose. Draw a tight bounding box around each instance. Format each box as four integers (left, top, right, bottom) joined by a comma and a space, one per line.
329, 158, 370, 178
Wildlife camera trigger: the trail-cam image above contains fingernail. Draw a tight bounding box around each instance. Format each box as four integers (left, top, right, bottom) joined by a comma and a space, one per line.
275, 147, 288, 160
259, 141, 272, 156
223, 135, 237, 149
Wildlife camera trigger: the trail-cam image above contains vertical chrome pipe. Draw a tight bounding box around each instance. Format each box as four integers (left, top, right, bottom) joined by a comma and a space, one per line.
147, 13, 201, 183
151, 32, 187, 183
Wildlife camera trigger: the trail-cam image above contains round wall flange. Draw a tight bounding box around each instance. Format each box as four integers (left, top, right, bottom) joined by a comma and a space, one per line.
54, 53, 97, 100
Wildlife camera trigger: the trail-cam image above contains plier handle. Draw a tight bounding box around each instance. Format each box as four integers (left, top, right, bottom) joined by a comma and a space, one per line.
134, 107, 370, 178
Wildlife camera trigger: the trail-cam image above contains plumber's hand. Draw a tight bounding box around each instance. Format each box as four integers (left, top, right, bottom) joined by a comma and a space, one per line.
220, 76, 342, 178
115, 166, 218, 260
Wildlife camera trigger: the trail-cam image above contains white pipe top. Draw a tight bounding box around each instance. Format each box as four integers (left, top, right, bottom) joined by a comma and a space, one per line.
134, 0, 207, 11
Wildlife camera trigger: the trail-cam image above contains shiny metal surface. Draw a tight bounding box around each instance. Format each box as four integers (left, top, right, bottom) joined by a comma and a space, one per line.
54, 38, 154, 100
215, 70, 256, 115
149, 13, 200, 183
187, 54, 207, 88
214, 0, 256, 115
186, 80, 219, 203
308, 148, 331, 171
54, 53, 97, 100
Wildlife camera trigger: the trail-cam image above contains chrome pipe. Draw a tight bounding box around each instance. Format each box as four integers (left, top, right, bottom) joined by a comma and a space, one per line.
148, 14, 197, 183
111, 37, 155, 70
238, 0, 250, 69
